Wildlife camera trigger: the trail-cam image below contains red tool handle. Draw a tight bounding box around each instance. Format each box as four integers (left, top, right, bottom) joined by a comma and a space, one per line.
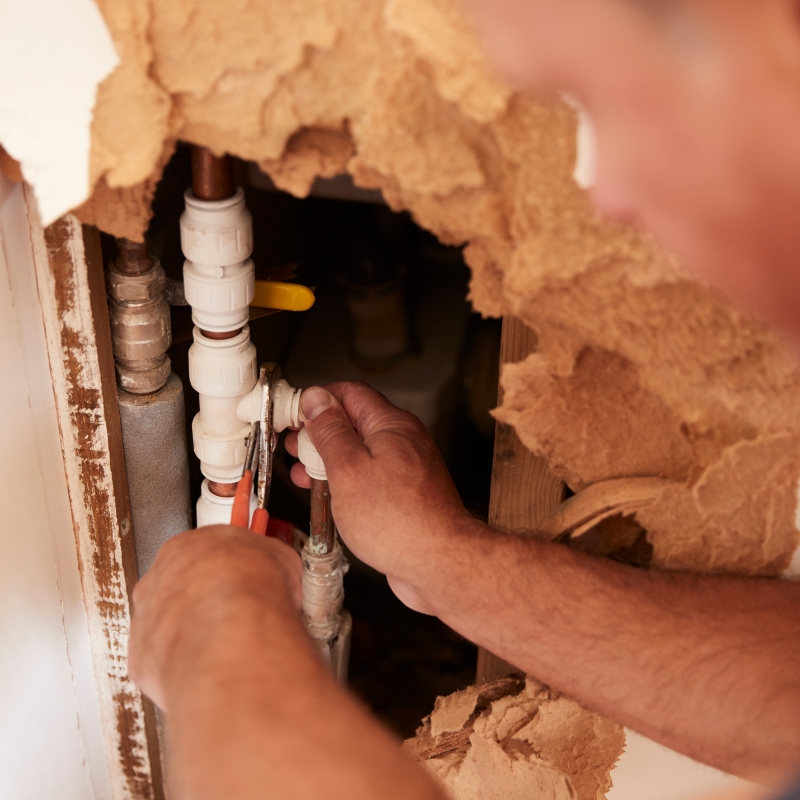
230, 471, 253, 528
250, 507, 269, 535
266, 518, 294, 545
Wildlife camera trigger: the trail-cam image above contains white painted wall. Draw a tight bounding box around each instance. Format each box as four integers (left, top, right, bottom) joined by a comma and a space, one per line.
0, 175, 111, 800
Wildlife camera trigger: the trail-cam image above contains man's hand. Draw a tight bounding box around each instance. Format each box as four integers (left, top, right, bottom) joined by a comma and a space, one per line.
290, 383, 800, 782
285, 382, 478, 613
128, 526, 448, 800
129, 526, 302, 710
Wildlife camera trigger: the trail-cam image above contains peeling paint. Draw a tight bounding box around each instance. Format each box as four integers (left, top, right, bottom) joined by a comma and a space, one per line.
26, 201, 156, 799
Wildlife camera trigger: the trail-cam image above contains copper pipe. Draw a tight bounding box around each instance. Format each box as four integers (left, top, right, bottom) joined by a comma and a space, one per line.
208, 480, 238, 498
116, 238, 153, 275
199, 327, 243, 340
191, 146, 235, 201
310, 479, 335, 554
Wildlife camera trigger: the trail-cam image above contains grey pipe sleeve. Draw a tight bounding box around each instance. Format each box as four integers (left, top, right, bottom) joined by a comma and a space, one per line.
118, 373, 192, 576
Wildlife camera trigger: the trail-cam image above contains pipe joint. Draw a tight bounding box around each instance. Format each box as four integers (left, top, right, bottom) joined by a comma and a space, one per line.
107, 259, 166, 303
298, 427, 327, 480
107, 256, 172, 394
237, 378, 302, 432
188, 327, 257, 482
302, 540, 348, 645
188, 327, 257, 398
181, 187, 255, 332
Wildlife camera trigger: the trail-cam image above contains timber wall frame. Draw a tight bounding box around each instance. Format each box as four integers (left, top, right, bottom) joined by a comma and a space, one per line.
477, 316, 566, 682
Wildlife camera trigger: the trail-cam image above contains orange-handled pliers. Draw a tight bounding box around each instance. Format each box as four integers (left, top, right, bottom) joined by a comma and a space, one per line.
230, 422, 269, 534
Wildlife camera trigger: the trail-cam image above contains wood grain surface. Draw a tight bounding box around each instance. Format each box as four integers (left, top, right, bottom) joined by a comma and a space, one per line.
476, 317, 566, 683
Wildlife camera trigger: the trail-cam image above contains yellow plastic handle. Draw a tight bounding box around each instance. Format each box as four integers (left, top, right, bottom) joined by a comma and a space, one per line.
251, 281, 315, 312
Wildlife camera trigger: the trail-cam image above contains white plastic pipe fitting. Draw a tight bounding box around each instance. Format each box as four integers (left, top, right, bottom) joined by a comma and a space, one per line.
181, 187, 255, 333
298, 427, 327, 480
196, 479, 257, 527
182, 185, 259, 525
189, 327, 257, 482
236, 378, 302, 432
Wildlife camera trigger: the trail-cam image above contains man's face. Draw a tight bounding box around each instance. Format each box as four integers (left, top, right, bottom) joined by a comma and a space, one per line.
466, 0, 800, 340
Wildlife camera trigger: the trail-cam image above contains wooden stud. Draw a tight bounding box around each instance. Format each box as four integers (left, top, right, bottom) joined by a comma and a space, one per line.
476, 316, 566, 683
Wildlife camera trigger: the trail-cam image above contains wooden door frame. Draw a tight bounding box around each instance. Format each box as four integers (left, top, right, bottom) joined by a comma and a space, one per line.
26, 192, 163, 800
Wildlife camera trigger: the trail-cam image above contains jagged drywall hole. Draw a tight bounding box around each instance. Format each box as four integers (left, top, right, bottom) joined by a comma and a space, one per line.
15, 0, 797, 795
68, 0, 800, 578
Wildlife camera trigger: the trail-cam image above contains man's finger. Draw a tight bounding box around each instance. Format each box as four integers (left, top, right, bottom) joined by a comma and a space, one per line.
284, 430, 299, 458
300, 386, 368, 475
290, 461, 312, 490
324, 381, 417, 444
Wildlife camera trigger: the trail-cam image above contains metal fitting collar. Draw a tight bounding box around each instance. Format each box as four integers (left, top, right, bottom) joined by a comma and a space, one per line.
107, 258, 167, 303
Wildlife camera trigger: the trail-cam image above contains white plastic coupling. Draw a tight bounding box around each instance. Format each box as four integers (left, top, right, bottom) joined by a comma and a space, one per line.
181, 187, 255, 332
197, 479, 256, 527
189, 327, 257, 481
298, 427, 327, 480
237, 379, 302, 432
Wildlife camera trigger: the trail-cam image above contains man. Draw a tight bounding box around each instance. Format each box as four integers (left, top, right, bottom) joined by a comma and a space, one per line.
129, 1, 800, 797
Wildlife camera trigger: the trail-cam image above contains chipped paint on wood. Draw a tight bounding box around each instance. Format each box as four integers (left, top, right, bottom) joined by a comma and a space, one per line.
26, 196, 156, 800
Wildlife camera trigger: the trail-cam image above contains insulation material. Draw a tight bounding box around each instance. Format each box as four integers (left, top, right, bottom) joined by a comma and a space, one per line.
405, 675, 625, 800
18, 0, 800, 575
72, 139, 176, 240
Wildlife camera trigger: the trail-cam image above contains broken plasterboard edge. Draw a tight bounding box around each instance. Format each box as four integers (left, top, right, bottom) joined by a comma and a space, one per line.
0, 0, 119, 225
608, 729, 750, 800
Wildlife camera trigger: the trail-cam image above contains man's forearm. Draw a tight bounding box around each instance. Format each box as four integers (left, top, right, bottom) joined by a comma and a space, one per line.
163, 600, 447, 800
420, 518, 800, 782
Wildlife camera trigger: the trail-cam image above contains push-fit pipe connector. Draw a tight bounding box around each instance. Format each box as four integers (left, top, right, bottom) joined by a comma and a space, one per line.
181, 187, 255, 333
189, 326, 257, 482
236, 378, 302, 433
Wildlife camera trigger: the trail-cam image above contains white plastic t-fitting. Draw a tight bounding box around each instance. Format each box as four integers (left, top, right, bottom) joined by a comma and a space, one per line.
181, 187, 255, 333
298, 427, 327, 480
236, 378, 302, 432
189, 326, 257, 482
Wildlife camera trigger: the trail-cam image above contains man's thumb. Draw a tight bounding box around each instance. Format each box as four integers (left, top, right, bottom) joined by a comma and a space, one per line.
299, 386, 364, 472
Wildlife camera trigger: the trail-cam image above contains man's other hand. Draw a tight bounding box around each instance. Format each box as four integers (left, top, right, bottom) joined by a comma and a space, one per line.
129, 526, 302, 710
285, 382, 475, 614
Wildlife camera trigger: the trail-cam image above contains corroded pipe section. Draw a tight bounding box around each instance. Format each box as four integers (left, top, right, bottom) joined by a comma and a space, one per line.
116, 238, 154, 275
309, 478, 335, 555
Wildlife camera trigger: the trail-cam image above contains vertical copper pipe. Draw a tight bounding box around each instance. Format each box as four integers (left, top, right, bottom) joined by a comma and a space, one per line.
207, 481, 238, 498
310, 479, 335, 554
191, 146, 235, 202
200, 329, 242, 341
116, 238, 153, 275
